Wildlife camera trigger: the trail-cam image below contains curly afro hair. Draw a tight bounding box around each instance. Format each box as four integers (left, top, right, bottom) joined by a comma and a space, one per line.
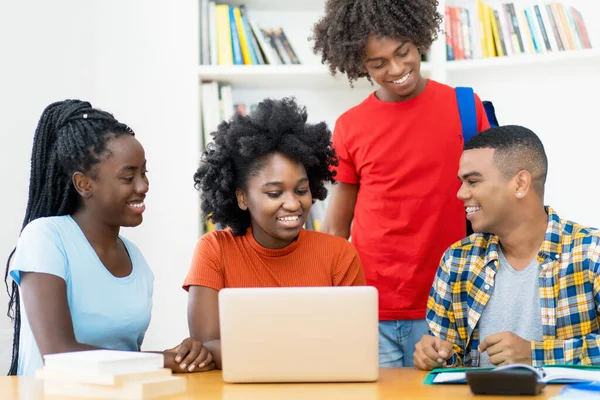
312, 0, 443, 85
194, 97, 338, 236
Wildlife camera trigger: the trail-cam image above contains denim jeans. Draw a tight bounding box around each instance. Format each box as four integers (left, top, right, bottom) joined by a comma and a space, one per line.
378, 319, 429, 367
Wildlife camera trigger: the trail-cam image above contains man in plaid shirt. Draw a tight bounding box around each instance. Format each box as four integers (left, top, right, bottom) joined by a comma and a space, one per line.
414, 125, 600, 370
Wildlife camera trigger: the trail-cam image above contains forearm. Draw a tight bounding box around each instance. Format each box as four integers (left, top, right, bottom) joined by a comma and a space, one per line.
203, 339, 222, 370
532, 335, 600, 366
320, 221, 351, 239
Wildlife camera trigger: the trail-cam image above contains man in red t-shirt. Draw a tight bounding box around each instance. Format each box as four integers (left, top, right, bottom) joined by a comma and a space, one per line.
312, 0, 489, 367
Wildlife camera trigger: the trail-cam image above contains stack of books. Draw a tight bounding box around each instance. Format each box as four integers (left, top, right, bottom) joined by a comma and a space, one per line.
36, 350, 186, 399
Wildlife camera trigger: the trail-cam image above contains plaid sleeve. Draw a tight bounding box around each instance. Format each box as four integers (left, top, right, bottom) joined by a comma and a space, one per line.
427, 249, 466, 365
531, 335, 600, 366
532, 240, 600, 365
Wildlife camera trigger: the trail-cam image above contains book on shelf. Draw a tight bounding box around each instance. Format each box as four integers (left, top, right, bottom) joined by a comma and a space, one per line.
37, 350, 186, 399
445, 1, 592, 61
200, 1, 300, 66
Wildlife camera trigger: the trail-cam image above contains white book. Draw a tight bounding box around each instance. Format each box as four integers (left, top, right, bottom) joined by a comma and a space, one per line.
43, 376, 186, 400
220, 85, 234, 122
36, 367, 172, 386
249, 21, 280, 65
43, 350, 164, 375
201, 81, 220, 149
208, 1, 218, 65
200, 0, 210, 64
537, 2, 559, 52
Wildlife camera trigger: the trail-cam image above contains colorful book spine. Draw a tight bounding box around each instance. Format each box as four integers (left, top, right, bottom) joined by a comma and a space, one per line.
228, 6, 243, 64
214, 4, 233, 65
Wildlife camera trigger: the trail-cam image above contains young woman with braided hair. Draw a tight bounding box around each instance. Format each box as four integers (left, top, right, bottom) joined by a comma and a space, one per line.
6, 100, 213, 375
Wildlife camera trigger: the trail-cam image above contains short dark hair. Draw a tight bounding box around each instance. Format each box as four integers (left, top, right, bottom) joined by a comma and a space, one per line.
193, 97, 337, 235
5, 100, 134, 375
464, 125, 548, 195
311, 0, 442, 85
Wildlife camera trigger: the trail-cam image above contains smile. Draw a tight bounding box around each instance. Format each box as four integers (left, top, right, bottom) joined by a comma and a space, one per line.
466, 206, 481, 216
391, 72, 411, 84
277, 215, 300, 222
127, 201, 146, 214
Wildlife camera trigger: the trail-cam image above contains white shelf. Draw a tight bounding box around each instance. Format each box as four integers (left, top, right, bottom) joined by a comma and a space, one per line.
215, 0, 325, 12
447, 49, 600, 72
198, 63, 433, 90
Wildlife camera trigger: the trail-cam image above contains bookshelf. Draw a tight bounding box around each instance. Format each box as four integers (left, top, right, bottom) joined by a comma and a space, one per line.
447, 47, 600, 71
198, 63, 434, 89
197, 0, 597, 233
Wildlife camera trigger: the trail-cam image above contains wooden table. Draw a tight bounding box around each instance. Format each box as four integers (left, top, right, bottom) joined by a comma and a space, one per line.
0, 368, 564, 399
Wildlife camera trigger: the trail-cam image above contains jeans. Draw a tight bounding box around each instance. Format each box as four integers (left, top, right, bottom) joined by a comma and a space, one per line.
378, 319, 429, 367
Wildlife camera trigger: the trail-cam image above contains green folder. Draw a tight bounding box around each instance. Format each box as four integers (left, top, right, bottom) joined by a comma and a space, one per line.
424, 364, 600, 385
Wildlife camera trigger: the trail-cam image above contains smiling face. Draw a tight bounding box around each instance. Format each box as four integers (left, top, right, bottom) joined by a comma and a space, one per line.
457, 148, 522, 234
75, 134, 149, 228
236, 153, 312, 249
363, 35, 427, 102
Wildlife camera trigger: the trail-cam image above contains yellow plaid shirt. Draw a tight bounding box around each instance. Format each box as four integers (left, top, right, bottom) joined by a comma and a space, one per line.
427, 207, 600, 366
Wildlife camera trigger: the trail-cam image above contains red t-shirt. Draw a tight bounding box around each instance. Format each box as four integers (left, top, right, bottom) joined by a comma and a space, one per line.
333, 80, 490, 320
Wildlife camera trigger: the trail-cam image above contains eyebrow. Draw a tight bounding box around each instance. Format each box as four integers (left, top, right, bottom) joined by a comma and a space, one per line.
458, 171, 483, 180
365, 42, 407, 62
262, 177, 309, 187
118, 160, 146, 173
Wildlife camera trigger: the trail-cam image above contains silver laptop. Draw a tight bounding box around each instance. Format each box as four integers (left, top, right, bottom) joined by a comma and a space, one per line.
219, 286, 379, 383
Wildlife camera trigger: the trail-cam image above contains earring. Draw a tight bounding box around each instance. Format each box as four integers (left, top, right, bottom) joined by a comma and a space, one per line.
517, 192, 522, 197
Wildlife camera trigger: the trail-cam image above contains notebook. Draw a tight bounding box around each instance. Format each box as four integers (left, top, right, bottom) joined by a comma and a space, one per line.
425, 363, 600, 385
219, 286, 379, 383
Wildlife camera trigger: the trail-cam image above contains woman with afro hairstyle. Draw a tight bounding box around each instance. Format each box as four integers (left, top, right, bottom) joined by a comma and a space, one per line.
312, 0, 490, 367
183, 97, 366, 370
6, 100, 213, 376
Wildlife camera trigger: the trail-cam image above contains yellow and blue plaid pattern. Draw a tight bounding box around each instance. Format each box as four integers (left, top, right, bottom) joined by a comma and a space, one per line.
427, 207, 600, 366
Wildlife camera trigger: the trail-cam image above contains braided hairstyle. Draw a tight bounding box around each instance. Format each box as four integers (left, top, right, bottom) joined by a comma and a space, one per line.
312, 0, 443, 85
194, 97, 338, 235
5, 100, 134, 375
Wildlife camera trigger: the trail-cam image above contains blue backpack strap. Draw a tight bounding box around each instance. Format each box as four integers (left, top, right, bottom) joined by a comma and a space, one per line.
455, 86, 478, 144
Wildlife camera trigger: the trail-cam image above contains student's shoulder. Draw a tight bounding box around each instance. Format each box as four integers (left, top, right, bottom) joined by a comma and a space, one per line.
19, 216, 71, 242
559, 216, 600, 252
427, 79, 459, 101
195, 229, 239, 251
336, 93, 378, 124
302, 230, 357, 254
443, 233, 496, 268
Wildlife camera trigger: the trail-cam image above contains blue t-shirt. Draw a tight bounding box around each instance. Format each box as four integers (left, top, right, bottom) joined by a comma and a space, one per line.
8, 215, 154, 376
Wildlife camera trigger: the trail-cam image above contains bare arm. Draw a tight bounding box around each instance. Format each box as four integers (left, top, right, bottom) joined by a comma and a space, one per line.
21, 271, 214, 373
188, 286, 222, 369
320, 182, 359, 239
20, 272, 100, 355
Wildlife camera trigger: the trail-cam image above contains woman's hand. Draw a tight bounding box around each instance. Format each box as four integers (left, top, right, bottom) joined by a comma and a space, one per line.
163, 337, 215, 373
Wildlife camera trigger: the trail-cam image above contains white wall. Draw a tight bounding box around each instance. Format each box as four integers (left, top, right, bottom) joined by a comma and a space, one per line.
0, 0, 199, 373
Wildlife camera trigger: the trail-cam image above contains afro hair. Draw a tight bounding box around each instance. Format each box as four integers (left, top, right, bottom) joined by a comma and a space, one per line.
194, 97, 338, 235
312, 0, 443, 85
